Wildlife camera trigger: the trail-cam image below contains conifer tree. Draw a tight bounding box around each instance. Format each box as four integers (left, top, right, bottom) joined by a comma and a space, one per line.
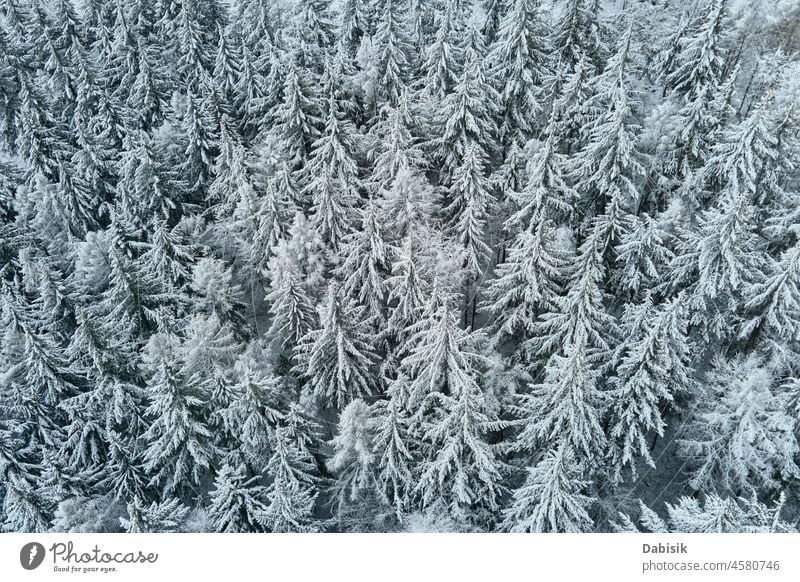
502, 444, 594, 533
262, 426, 321, 532
370, 0, 415, 107
305, 89, 361, 251
608, 295, 695, 480
372, 388, 415, 520
141, 333, 219, 497
335, 198, 391, 323
293, 285, 380, 410
487, 0, 548, 145
680, 355, 800, 496
208, 464, 269, 533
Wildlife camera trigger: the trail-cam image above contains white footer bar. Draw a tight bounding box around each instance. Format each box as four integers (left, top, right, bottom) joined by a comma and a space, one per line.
1, 533, 797, 581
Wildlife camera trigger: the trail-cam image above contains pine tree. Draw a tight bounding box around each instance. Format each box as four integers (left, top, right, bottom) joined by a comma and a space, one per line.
414, 347, 504, 529
141, 333, 219, 497
483, 220, 569, 352
372, 388, 415, 520
505, 129, 576, 233
436, 37, 499, 188
487, 0, 548, 145
400, 284, 488, 412
335, 197, 391, 323
614, 214, 674, 300
444, 142, 494, 323
616, 493, 796, 533
266, 271, 319, 353
666, 0, 732, 182
740, 242, 800, 364
262, 426, 321, 532
502, 443, 594, 533
339, 0, 373, 57
305, 88, 361, 251
219, 355, 284, 469
481, 0, 506, 46
514, 340, 608, 463
608, 295, 695, 480
680, 355, 800, 495
551, 0, 605, 83
293, 285, 380, 410
369, 0, 414, 107
292, 0, 335, 72
370, 94, 426, 195
570, 26, 642, 246
208, 464, 270, 533
326, 399, 384, 529
270, 60, 322, 169
527, 225, 619, 362
121, 497, 190, 533
422, 0, 466, 101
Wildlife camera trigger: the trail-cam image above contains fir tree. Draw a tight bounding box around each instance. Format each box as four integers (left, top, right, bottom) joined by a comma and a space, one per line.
293, 285, 380, 410
208, 464, 270, 533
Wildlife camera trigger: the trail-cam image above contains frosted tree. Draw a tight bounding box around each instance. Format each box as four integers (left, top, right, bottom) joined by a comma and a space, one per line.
121, 497, 191, 533
305, 89, 361, 251
266, 271, 319, 354
115, 130, 177, 229
614, 214, 674, 300
270, 60, 321, 169
551, 0, 605, 82
189, 257, 247, 330
693, 181, 769, 340
127, 40, 170, 129
514, 340, 607, 463
445, 142, 494, 285
399, 283, 484, 411
527, 225, 619, 362
386, 238, 430, 344
483, 220, 569, 353
487, 0, 548, 145
218, 355, 284, 469
505, 130, 576, 233
293, 285, 380, 410
335, 198, 391, 324
370, 0, 415, 107
502, 444, 594, 533
410, 303, 504, 528
178, 88, 218, 198
616, 494, 796, 533
607, 295, 695, 480
665, 0, 732, 183
175, 0, 216, 87
208, 464, 269, 533
436, 34, 499, 184
292, 0, 335, 72
740, 243, 800, 365
680, 355, 800, 496
339, 0, 373, 57
262, 426, 321, 532
141, 333, 219, 497
570, 27, 642, 246
372, 388, 415, 520
265, 211, 329, 297
421, 0, 466, 101
370, 93, 426, 195
326, 399, 386, 529
482, 0, 506, 46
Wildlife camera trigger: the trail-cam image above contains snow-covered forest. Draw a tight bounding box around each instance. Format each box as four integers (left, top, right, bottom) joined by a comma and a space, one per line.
1, 0, 799, 533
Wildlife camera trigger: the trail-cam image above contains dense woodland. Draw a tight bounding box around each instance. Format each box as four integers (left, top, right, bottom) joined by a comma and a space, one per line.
1, 0, 800, 533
